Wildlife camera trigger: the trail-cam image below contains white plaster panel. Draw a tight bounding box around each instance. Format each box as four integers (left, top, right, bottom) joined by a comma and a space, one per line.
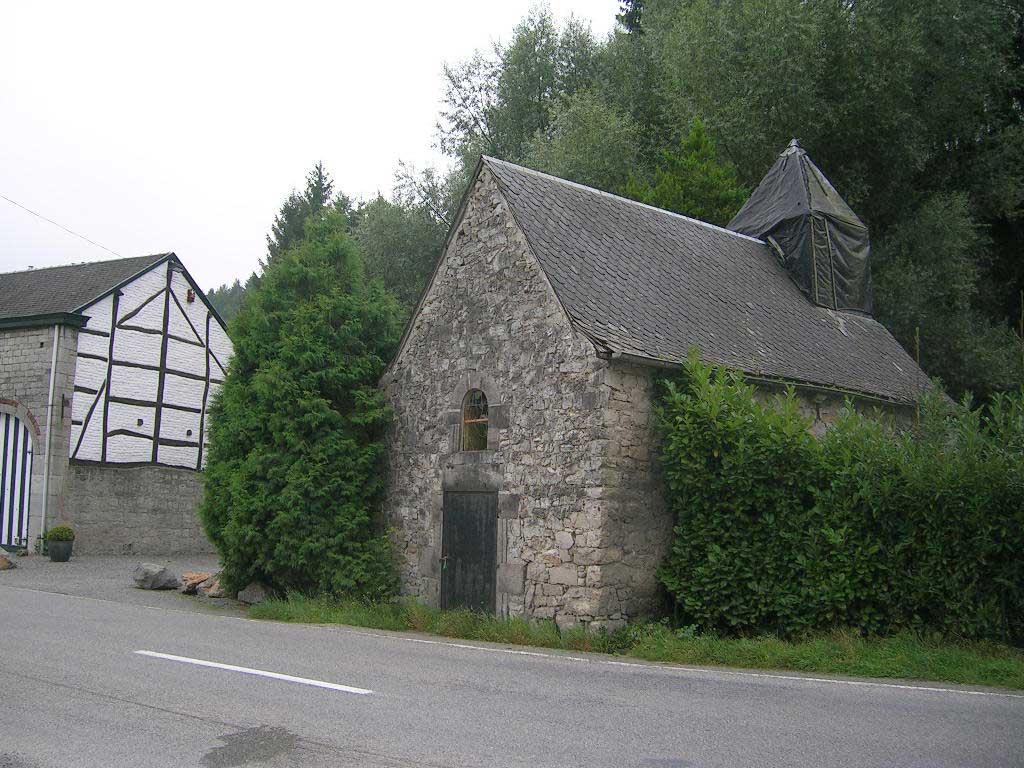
166, 337, 207, 375
171, 270, 206, 325
167, 303, 203, 343
72, 388, 100, 423
208, 323, 233, 370
107, 401, 156, 437
162, 373, 205, 408
116, 262, 167, 321
70, 392, 96, 459
76, 331, 109, 358
159, 407, 201, 442
80, 294, 113, 333
157, 444, 198, 468
106, 433, 153, 463
110, 365, 159, 401
74, 356, 107, 392
112, 328, 163, 366
72, 408, 105, 461
169, 271, 207, 342
122, 293, 166, 331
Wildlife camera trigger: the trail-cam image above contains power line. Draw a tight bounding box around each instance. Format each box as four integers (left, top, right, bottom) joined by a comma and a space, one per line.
0, 192, 122, 258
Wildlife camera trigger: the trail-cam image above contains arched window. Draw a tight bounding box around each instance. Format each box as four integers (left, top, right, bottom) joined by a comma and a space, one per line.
461, 389, 489, 451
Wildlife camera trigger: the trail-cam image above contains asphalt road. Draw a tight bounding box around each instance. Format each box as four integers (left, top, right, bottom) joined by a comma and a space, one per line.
1, 584, 1022, 767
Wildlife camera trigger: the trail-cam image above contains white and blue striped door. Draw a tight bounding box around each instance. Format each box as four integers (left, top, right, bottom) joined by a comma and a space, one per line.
1, 413, 33, 549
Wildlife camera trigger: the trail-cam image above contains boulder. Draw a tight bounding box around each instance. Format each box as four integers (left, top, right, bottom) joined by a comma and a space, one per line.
0, 555, 16, 570
236, 582, 270, 605
197, 573, 227, 598
132, 563, 179, 590
179, 571, 213, 595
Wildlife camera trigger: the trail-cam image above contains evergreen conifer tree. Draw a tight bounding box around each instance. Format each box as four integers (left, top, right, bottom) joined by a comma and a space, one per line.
201, 209, 401, 598
623, 118, 749, 226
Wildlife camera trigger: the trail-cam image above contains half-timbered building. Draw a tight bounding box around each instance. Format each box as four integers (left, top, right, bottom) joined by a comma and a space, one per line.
0, 253, 231, 554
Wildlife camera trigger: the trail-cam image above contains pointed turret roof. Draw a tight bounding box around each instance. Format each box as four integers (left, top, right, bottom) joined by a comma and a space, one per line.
728, 140, 873, 314
729, 139, 866, 236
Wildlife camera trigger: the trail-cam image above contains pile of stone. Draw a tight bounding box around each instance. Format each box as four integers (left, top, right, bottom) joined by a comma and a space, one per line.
131, 562, 269, 604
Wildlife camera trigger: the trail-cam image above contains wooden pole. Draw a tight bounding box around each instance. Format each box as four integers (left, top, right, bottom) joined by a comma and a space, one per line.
914, 325, 921, 425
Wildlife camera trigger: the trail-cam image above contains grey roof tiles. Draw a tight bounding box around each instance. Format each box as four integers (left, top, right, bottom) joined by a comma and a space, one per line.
0, 254, 168, 322
483, 157, 930, 404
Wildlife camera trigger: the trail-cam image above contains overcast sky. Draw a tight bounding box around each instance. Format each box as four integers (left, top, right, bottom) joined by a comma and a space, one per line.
2, 1, 619, 290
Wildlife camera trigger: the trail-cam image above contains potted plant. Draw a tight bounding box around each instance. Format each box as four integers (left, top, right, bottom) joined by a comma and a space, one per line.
45, 526, 75, 562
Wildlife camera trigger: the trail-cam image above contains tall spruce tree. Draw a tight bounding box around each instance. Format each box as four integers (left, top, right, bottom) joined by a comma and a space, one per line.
201, 209, 401, 598
265, 162, 357, 267
622, 118, 748, 226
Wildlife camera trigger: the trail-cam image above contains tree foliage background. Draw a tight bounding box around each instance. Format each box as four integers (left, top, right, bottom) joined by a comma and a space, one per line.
211, 1, 1024, 400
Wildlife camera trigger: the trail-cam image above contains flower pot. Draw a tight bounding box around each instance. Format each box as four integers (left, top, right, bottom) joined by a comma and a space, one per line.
48, 540, 73, 562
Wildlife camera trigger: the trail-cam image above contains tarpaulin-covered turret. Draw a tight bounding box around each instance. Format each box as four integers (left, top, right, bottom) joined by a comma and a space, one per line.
728, 139, 872, 314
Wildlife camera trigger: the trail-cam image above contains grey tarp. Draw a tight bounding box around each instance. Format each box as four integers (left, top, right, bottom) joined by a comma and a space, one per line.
728, 139, 873, 314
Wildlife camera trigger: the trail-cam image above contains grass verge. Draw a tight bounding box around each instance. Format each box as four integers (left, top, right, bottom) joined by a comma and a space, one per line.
249, 595, 1024, 690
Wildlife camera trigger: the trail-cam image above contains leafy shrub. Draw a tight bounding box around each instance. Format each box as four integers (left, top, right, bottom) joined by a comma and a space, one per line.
44, 525, 75, 542
200, 211, 401, 600
657, 355, 823, 636
657, 353, 1024, 643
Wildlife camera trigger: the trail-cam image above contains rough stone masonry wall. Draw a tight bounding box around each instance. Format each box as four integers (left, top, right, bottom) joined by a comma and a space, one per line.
0, 325, 78, 546
63, 463, 214, 555
595, 361, 671, 626
384, 167, 673, 630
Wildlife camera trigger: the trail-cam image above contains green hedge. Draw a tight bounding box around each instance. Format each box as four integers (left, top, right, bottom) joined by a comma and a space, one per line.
657, 354, 1024, 643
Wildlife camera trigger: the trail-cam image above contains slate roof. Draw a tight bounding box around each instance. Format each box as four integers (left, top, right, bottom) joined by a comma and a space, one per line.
482, 157, 931, 404
0, 254, 169, 324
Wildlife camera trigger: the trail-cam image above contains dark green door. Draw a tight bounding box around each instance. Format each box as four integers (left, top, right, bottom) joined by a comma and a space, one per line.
441, 491, 497, 612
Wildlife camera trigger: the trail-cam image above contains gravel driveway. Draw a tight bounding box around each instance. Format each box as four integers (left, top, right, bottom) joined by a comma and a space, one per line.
0, 552, 245, 616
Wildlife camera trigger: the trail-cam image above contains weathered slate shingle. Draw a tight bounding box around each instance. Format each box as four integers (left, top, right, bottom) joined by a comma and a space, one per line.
0, 254, 168, 322
483, 157, 930, 404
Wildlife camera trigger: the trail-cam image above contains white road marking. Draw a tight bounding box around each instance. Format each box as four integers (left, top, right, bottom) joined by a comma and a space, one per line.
134, 650, 373, 695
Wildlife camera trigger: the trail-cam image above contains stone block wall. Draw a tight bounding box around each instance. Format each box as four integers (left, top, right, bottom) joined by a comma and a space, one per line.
0, 324, 78, 546
62, 463, 213, 555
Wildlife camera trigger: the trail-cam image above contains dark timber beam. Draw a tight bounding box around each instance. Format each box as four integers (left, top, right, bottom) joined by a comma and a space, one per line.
100, 290, 120, 463
151, 262, 173, 463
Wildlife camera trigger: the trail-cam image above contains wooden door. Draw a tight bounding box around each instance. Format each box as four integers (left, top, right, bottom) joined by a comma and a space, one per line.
1, 413, 33, 550
441, 491, 497, 612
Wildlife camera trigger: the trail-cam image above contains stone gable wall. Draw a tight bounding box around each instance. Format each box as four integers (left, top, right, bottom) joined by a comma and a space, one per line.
0, 324, 78, 546
383, 168, 673, 629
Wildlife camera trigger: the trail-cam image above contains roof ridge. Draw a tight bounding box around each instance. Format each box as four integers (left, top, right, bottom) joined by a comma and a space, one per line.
0, 252, 170, 278
481, 156, 766, 246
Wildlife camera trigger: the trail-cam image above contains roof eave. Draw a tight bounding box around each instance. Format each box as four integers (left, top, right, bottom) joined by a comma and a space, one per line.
70, 252, 172, 314
0, 312, 88, 331
606, 350, 921, 408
